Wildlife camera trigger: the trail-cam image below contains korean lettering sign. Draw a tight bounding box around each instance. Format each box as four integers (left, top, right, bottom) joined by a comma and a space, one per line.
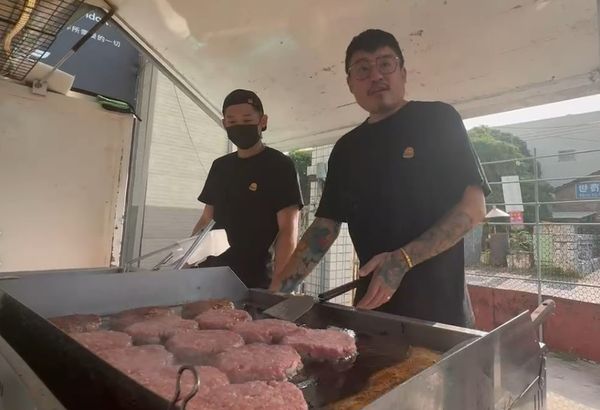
576, 182, 600, 199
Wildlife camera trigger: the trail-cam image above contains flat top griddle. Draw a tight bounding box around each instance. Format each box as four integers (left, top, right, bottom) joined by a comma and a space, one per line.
43, 299, 415, 409
0, 268, 520, 410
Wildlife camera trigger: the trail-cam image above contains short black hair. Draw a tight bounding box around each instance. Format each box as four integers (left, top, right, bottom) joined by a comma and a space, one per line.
345, 29, 404, 73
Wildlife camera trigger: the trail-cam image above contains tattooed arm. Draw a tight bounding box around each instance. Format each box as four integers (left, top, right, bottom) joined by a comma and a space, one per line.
405, 186, 486, 266
269, 217, 341, 293
356, 185, 486, 309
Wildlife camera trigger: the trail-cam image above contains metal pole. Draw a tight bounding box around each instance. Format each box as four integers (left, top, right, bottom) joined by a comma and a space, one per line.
533, 148, 543, 340
120, 61, 157, 267
41, 8, 116, 83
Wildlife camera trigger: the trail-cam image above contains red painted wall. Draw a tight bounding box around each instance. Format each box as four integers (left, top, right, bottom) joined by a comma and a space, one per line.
468, 285, 600, 362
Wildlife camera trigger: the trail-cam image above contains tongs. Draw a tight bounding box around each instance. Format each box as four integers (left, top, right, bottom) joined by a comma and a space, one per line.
124, 220, 216, 272
317, 277, 367, 302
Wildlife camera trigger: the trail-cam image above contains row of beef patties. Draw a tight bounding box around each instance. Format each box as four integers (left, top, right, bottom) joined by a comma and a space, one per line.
49, 299, 358, 409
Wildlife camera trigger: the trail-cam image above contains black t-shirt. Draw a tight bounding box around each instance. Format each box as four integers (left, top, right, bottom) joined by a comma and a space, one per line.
198, 147, 303, 288
316, 101, 490, 326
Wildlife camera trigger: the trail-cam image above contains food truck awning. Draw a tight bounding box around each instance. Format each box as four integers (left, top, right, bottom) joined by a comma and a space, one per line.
97, 0, 599, 150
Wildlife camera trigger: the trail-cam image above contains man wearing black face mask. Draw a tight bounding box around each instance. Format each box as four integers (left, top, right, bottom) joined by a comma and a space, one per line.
191, 89, 304, 289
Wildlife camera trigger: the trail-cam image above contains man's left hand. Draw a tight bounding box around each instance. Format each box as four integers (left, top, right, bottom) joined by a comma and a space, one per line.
355, 250, 409, 310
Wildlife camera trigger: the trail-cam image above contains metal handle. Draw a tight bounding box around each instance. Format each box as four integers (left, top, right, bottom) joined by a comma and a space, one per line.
318, 278, 365, 302
168, 365, 199, 410
174, 220, 216, 270
530, 299, 556, 328
124, 243, 181, 270
124, 220, 216, 272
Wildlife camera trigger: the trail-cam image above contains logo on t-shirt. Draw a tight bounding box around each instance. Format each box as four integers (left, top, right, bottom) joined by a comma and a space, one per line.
402, 146, 415, 159
249, 182, 258, 192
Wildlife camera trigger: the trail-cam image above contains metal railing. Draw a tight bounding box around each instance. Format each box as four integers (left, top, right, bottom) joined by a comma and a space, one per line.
466, 148, 600, 321
299, 145, 600, 314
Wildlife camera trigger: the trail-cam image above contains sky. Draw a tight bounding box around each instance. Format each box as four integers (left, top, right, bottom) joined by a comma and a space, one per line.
463, 94, 600, 130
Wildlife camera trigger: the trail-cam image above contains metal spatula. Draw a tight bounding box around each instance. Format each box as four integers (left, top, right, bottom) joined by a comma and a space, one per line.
262, 294, 315, 321
263, 277, 367, 322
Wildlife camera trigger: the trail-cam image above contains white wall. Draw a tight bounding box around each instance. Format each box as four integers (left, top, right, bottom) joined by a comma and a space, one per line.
139, 72, 229, 267
0, 80, 133, 272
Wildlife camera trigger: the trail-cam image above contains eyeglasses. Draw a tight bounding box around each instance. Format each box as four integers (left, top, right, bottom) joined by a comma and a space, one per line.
348, 55, 401, 80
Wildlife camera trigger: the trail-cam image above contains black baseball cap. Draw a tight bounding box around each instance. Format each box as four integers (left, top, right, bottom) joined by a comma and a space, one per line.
222, 89, 264, 115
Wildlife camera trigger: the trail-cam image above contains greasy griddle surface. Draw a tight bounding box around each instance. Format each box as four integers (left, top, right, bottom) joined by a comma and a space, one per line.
89, 301, 438, 409
243, 303, 437, 409
327, 347, 441, 409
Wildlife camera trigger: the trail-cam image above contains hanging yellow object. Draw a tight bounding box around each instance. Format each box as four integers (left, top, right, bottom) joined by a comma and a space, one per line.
3, 0, 38, 55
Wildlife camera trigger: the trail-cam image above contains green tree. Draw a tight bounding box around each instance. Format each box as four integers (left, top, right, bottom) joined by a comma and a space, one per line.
288, 149, 312, 204
468, 126, 554, 222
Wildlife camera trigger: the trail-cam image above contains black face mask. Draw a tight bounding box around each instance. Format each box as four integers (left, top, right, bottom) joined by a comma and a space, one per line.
226, 125, 261, 149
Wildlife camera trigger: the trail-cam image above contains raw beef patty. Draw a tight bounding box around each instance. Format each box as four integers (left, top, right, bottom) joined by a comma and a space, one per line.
214, 343, 302, 383
191, 381, 307, 410
165, 329, 244, 364
195, 309, 252, 330
281, 328, 357, 361
70, 330, 132, 353
50, 314, 102, 333
123, 316, 197, 345
98, 345, 173, 374
231, 319, 298, 344
181, 299, 235, 319
110, 306, 174, 331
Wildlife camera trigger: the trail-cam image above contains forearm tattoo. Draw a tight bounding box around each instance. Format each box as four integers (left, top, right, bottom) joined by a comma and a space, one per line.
406, 209, 474, 267
375, 252, 409, 289
279, 218, 341, 292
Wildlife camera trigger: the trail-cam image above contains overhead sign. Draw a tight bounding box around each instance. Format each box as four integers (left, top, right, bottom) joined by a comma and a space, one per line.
576, 182, 600, 199
38, 7, 140, 106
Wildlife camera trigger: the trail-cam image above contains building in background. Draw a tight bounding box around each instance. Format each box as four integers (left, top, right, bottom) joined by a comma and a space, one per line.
495, 111, 600, 189
553, 171, 600, 223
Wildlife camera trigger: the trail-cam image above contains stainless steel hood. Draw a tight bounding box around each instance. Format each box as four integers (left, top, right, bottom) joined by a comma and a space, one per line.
88, 0, 599, 150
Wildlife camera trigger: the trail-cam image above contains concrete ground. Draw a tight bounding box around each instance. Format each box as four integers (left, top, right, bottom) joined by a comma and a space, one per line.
547, 352, 600, 409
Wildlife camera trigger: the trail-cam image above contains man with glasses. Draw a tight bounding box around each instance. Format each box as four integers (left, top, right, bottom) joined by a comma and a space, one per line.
270, 29, 489, 327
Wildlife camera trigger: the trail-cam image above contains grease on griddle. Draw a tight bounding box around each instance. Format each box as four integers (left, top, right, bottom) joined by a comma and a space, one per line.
299, 332, 412, 409
328, 347, 441, 410
245, 302, 414, 409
